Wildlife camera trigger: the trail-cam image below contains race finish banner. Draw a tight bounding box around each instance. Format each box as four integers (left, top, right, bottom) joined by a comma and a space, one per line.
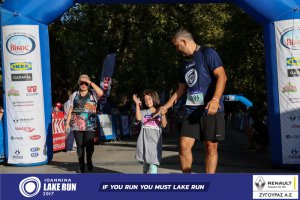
0, 174, 298, 200
2, 25, 47, 165
99, 53, 116, 113
275, 20, 300, 164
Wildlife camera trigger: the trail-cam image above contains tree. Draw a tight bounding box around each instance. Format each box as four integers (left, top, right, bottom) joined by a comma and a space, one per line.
49, 3, 265, 106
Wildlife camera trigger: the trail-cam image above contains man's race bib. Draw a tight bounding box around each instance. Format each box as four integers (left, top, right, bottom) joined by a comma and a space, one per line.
142, 115, 161, 130
186, 90, 204, 106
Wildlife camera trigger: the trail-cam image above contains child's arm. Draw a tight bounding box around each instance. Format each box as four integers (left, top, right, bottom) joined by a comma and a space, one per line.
161, 113, 167, 128
133, 94, 142, 121
160, 108, 168, 128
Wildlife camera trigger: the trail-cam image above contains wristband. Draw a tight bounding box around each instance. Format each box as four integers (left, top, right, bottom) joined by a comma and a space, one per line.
212, 97, 219, 103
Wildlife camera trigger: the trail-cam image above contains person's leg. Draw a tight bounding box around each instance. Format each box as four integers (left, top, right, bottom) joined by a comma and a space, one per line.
203, 141, 218, 174
84, 131, 95, 171
179, 112, 200, 173
148, 164, 158, 174
66, 131, 75, 151
201, 112, 225, 174
73, 131, 85, 173
179, 136, 195, 173
143, 163, 149, 174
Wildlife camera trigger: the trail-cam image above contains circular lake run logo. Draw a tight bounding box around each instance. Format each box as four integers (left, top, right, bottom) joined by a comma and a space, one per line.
19, 176, 41, 197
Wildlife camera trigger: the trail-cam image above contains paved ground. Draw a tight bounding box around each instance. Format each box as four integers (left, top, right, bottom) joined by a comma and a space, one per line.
0, 128, 297, 174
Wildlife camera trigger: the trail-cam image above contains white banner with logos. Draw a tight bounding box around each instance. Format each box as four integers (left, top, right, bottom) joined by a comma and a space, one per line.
275, 20, 300, 164
98, 114, 113, 137
2, 25, 47, 164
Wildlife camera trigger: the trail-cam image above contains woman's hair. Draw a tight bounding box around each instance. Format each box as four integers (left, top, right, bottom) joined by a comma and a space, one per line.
143, 89, 160, 109
78, 74, 90, 84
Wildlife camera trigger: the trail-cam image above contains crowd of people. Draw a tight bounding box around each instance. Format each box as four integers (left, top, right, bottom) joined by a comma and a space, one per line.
224, 104, 269, 152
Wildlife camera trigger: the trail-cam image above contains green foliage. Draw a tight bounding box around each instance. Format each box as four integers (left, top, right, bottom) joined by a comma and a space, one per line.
49, 3, 265, 105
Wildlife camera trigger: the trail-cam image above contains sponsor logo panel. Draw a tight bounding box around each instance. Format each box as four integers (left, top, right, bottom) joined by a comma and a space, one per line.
288, 148, 300, 160
30, 135, 41, 140
287, 69, 300, 77
286, 135, 300, 139
10, 62, 32, 71
13, 117, 35, 124
7, 87, 20, 96
15, 127, 36, 132
12, 100, 34, 107
281, 29, 300, 50
13, 149, 23, 160
282, 83, 297, 93
11, 73, 32, 81
26, 86, 39, 96
10, 136, 23, 141
6, 35, 36, 55
288, 97, 300, 104
253, 175, 298, 199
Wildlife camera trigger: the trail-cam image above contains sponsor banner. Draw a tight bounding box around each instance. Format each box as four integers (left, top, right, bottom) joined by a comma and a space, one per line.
275, 20, 300, 164
253, 175, 298, 199
52, 112, 66, 152
98, 114, 114, 139
99, 53, 116, 112
0, 174, 298, 200
121, 115, 131, 136
2, 25, 46, 164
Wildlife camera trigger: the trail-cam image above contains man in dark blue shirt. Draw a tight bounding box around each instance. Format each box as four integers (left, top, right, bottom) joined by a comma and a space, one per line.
158, 29, 227, 173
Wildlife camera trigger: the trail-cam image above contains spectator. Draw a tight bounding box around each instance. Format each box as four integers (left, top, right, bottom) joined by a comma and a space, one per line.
53, 102, 63, 112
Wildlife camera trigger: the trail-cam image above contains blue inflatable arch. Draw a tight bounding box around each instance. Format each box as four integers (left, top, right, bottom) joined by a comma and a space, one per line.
1, 0, 300, 167
223, 95, 253, 108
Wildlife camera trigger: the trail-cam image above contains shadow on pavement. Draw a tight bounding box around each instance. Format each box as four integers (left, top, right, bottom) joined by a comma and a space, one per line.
49, 161, 122, 173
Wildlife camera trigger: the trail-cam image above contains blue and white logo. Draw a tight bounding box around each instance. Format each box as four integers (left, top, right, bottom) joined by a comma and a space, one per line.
185, 69, 198, 87
6, 35, 36, 55
19, 176, 41, 198
281, 29, 300, 50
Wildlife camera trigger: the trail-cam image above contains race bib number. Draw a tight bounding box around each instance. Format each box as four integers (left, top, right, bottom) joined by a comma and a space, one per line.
186, 91, 204, 106
142, 115, 161, 129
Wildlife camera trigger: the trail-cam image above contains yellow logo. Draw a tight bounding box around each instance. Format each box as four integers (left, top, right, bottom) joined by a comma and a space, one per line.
10, 62, 32, 71
287, 57, 300, 66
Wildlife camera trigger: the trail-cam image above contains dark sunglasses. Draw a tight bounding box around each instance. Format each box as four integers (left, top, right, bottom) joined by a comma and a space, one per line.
79, 81, 89, 86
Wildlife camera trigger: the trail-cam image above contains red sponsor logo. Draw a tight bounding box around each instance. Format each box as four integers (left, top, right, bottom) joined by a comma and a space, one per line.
15, 127, 35, 132
52, 118, 65, 134
30, 135, 41, 140
10, 44, 29, 51
285, 39, 300, 46
27, 86, 37, 92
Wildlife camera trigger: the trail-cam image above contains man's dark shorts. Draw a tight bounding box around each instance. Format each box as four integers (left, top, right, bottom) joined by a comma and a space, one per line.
180, 109, 225, 141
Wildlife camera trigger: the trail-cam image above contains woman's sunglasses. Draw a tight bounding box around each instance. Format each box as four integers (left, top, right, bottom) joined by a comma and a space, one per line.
79, 81, 89, 86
